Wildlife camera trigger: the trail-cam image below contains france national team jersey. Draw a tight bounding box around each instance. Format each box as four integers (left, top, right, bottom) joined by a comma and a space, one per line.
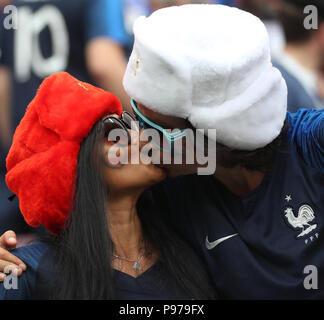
0, 0, 127, 130
152, 109, 324, 299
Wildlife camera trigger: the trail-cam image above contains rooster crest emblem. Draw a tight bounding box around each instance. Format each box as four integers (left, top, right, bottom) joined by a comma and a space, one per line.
284, 205, 317, 238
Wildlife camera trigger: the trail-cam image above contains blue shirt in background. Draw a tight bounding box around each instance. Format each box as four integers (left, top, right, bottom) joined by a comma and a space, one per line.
0, 0, 128, 131
211, 0, 237, 6
0, 0, 128, 235
275, 62, 316, 113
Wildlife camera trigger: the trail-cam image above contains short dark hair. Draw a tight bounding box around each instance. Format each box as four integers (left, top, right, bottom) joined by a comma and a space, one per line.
214, 121, 289, 173
277, 0, 324, 44
185, 118, 289, 173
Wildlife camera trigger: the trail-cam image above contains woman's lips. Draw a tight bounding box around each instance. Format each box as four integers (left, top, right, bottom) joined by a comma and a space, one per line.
154, 164, 169, 175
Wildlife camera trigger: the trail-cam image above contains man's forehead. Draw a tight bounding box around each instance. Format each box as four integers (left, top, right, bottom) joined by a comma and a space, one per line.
137, 103, 187, 129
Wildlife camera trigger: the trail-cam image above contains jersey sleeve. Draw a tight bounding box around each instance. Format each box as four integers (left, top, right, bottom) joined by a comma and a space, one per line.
0, 242, 50, 300
84, 0, 128, 46
287, 108, 324, 172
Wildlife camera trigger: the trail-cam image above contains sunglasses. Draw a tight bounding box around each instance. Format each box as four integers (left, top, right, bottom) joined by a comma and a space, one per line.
103, 111, 140, 146
130, 99, 187, 152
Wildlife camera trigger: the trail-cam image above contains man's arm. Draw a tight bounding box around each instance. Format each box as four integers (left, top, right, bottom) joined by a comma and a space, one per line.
0, 231, 26, 282
287, 108, 324, 172
85, 0, 130, 112
85, 38, 130, 111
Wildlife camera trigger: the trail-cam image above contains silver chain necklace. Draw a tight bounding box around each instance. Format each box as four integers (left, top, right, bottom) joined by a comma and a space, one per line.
113, 248, 145, 271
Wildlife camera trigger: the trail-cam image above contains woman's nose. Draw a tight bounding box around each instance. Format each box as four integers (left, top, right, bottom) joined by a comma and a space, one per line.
127, 128, 142, 146
128, 128, 152, 150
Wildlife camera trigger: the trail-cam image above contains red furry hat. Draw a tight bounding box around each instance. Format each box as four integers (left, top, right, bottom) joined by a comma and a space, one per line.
6, 72, 123, 234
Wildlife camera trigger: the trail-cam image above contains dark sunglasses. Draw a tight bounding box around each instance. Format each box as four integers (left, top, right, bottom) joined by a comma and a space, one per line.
103, 111, 140, 146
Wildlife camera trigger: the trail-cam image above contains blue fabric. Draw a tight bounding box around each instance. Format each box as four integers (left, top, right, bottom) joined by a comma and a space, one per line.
0, 11, 27, 234
1, 0, 127, 131
0, 241, 190, 300
0, 175, 29, 235
151, 109, 324, 299
0, 0, 128, 235
114, 261, 189, 300
211, 0, 238, 6
0, 242, 50, 299
85, 0, 128, 45
287, 109, 324, 172
121, 0, 150, 57
274, 62, 315, 113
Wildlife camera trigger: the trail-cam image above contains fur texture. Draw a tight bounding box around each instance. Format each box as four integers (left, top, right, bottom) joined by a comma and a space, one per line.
123, 4, 288, 150
6, 72, 123, 234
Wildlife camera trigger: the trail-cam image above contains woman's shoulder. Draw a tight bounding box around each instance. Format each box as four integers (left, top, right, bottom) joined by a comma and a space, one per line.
10, 241, 52, 269
0, 241, 52, 300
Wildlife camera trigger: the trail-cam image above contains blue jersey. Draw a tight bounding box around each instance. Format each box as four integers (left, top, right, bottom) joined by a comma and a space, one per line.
152, 109, 324, 299
0, 0, 127, 130
0, 241, 190, 300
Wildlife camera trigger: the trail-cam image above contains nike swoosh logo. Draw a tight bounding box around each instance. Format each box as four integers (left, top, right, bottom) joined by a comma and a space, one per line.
205, 233, 239, 250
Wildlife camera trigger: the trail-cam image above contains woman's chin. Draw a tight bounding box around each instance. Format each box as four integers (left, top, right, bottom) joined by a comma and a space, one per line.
146, 163, 167, 184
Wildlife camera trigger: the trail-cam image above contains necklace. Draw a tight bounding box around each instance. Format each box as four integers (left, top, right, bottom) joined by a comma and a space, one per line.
113, 247, 145, 271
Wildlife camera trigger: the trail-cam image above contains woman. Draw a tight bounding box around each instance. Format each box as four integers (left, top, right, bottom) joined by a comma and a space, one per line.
0, 72, 216, 300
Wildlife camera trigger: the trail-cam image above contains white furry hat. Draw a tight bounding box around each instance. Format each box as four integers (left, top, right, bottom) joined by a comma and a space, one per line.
123, 4, 287, 150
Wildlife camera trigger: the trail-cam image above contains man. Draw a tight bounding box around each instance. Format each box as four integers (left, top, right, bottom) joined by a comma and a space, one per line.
275, 0, 324, 112
1, 4, 324, 299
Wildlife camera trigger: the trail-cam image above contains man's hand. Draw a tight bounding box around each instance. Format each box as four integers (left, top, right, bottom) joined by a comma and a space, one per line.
0, 231, 27, 282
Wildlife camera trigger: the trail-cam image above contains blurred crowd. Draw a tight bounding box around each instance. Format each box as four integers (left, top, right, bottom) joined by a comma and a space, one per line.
0, 0, 323, 243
